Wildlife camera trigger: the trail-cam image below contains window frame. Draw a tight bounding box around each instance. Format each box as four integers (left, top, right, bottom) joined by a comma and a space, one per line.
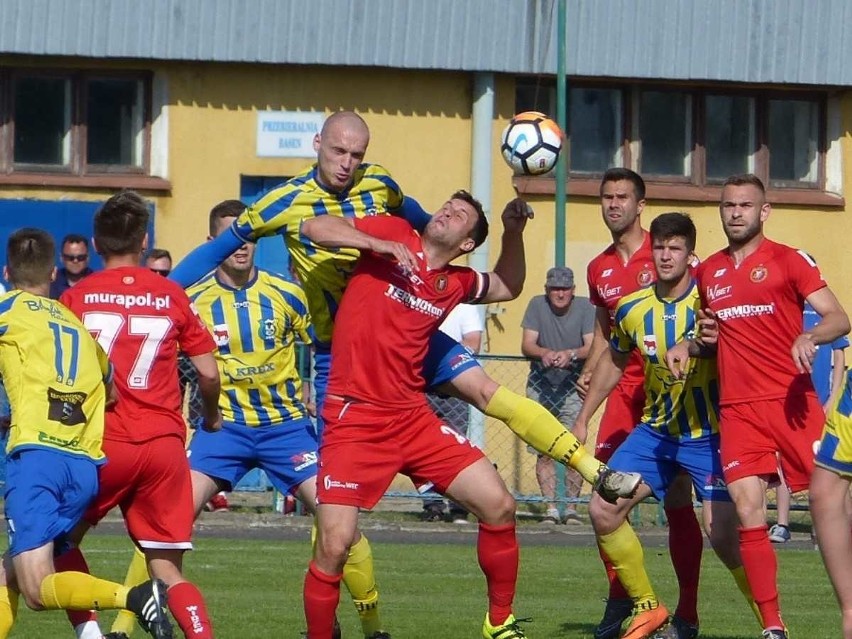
0, 67, 168, 190
513, 78, 840, 207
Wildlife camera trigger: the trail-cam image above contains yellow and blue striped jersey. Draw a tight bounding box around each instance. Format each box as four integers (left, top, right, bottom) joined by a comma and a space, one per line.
232, 163, 404, 346
187, 269, 313, 427
833, 369, 852, 419
611, 281, 720, 439
0, 291, 108, 460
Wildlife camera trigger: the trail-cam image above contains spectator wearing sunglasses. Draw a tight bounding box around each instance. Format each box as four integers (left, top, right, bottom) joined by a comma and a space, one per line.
49, 233, 94, 299
144, 247, 172, 277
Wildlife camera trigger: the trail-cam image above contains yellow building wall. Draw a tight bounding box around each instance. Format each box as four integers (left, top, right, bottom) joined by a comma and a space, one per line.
162, 62, 478, 254
4, 56, 849, 356
6, 57, 850, 495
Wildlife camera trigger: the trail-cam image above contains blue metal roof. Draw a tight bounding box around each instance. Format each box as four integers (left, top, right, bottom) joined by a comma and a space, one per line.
0, 0, 849, 86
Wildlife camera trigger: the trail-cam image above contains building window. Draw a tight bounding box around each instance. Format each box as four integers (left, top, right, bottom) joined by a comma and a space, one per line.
704, 94, 754, 181
768, 98, 819, 186
0, 69, 155, 186
515, 79, 829, 196
13, 76, 71, 167
638, 90, 691, 178
569, 87, 622, 173
86, 78, 145, 168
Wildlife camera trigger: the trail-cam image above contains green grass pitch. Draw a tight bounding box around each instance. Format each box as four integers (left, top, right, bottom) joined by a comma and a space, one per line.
3, 531, 839, 637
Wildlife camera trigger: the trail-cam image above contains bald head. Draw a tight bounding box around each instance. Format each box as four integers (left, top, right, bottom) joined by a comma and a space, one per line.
313, 111, 371, 192
321, 111, 370, 142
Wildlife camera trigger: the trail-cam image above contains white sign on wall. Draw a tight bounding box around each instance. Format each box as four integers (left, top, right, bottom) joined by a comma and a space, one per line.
256, 111, 324, 158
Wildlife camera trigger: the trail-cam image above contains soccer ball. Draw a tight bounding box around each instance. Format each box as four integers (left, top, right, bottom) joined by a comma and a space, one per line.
500, 111, 563, 176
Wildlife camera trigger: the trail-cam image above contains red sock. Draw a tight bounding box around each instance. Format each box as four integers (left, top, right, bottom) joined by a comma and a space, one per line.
304, 561, 342, 639
477, 522, 518, 626
739, 525, 784, 629
666, 505, 703, 625
167, 581, 213, 639
597, 544, 629, 600
53, 547, 97, 628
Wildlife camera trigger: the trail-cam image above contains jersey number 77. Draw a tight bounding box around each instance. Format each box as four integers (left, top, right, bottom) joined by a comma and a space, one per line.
82, 312, 173, 389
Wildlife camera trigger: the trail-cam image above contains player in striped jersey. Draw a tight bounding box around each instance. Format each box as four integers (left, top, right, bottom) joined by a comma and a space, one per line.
574, 213, 760, 639
812, 369, 852, 639
0, 229, 171, 639
577, 169, 703, 639
171, 112, 637, 532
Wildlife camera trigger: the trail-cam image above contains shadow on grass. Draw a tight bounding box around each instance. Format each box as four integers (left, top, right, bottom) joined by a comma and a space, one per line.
557, 620, 750, 639
557, 620, 597, 637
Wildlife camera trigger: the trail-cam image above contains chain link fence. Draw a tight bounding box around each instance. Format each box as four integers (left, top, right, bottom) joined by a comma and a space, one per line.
176, 349, 811, 524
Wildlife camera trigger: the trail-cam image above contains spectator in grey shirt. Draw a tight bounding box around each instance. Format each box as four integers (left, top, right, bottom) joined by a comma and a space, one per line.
521, 266, 595, 523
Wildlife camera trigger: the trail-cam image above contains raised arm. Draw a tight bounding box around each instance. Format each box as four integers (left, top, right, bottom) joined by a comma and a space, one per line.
300, 215, 418, 272
481, 198, 532, 303
170, 227, 245, 288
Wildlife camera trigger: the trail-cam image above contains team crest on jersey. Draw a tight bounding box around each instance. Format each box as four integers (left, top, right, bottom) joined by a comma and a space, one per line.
259, 318, 277, 341
435, 275, 448, 292
636, 268, 654, 287
750, 265, 768, 283
365, 206, 379, 216
642, 335, 657, 357
122, 275, 134, 285
212, 323, 230, 347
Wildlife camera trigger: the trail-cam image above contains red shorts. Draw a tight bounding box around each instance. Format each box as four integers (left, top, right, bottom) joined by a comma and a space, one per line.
594, 382, 645, 463
317, 397, 485, 509
719, 394, 823, 492
85, 435, 194, 550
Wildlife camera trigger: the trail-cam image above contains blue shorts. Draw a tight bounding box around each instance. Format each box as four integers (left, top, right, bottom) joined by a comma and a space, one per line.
187, 418, 319, 495
608, 424, 730, 503
4, 448, 98, 557
313, 331, 481, 436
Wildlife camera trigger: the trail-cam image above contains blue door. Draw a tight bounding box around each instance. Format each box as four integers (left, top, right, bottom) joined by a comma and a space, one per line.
0, 198, 155, 485
240, 175, 292, 280
0, 199, 155, 288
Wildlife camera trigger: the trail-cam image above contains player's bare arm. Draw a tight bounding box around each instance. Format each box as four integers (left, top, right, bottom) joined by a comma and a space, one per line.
300, 215, 418, 273
576, 306, 610, 396
793, 286, 851, 374
695, 307, 719, 346
190, 352, 223, 432
480, 198, 532, 303
663, 309, 718, 379
573, 346, 629, 444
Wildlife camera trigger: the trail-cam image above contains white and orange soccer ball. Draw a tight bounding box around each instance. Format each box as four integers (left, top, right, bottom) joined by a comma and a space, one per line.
500, 111, 563, 176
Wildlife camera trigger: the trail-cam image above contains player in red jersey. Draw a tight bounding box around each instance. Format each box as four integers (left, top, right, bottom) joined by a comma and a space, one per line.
60, 191, 222, 639
299, 193, 532, 639
576, 169, 704, 639
667, 174, 850, 639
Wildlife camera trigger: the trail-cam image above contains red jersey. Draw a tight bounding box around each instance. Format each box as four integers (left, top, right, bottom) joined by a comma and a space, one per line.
696, 239, 826, 406
328, 217, 487, 408
586, 232, 654, 385
62, 266, 215, 443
